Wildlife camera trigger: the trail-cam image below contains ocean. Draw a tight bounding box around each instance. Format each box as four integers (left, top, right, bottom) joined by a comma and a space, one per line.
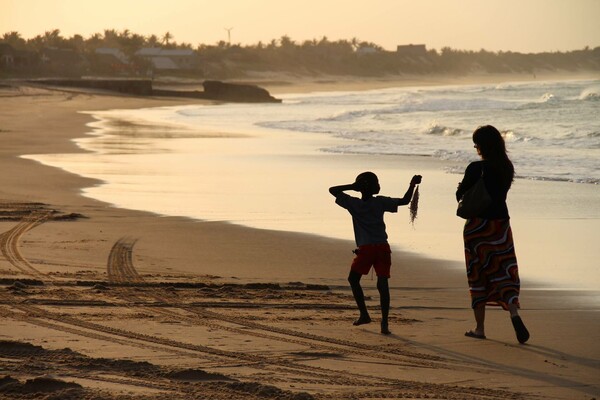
26, 78, 600, 291
179, 78, 600, 184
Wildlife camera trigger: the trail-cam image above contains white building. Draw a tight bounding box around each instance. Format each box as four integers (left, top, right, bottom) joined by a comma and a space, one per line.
135, 48, 198, 70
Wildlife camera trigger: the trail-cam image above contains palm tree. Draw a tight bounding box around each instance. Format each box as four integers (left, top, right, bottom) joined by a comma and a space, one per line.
279, 35, 295, 49
1, 31, 26, 48
147, 34, 160, 47
85, 32, 103, 51
43, 29, 63, 47
162, 32, 173, 46
103, 29, 119, 47
68, 34, 85, 52
121, 33, 145, 56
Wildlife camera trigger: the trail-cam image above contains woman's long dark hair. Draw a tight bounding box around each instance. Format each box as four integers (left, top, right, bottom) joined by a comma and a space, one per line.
473, 125, 514, 189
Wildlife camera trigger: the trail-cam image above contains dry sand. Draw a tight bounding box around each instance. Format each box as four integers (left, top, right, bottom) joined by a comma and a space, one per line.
0, 80, 598, 400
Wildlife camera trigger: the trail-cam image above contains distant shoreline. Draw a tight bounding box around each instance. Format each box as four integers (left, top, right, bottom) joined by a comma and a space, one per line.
3, 69, 598, 96
260, 71, 600, 94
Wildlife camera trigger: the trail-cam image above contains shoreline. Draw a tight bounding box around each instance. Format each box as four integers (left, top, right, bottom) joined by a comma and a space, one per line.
245, 71, 600, 94
1, 81, 598, 399
24, 77, 599, 290
5, 78, 599, 291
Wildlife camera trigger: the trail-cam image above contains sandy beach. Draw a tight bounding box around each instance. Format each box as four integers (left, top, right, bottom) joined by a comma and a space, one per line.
0, 79, 598, 399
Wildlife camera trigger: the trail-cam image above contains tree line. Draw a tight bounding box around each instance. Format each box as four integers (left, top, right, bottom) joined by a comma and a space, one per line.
1, 29, 599, 79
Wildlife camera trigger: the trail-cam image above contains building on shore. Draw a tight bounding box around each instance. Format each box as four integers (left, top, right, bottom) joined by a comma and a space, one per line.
135, 48, 200, 71
396, 44, 427, 57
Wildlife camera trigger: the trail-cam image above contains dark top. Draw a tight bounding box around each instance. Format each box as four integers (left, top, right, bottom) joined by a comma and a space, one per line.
334, 193, 399, 246
456, 161, 510, 219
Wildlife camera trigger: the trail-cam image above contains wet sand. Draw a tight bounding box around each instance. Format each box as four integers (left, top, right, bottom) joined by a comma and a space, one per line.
0, 82, 598, 399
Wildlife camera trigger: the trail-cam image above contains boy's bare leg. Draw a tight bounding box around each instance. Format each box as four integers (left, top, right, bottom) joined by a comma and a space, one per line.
377, 276, 391, 334
348, 271, 371, 325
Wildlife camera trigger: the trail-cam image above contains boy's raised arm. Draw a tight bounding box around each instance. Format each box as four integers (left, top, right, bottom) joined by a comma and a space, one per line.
329, 183, 357, 197
397, 175, 422, 205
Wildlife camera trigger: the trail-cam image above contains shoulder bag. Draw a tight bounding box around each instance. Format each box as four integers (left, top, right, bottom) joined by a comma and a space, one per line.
456, 171, 492, 219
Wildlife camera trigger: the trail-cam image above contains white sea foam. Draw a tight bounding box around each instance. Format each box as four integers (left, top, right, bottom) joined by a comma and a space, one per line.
252, 79, 598, 184
272, 80, 598, 184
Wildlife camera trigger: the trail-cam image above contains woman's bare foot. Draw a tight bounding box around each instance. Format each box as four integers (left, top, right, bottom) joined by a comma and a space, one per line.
353, 315, 371, 326
464, 330, 486, 339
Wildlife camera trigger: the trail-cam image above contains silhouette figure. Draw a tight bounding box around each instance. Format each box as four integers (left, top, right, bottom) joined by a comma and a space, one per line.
456, 125, 529, 344
330, 172, 421, 334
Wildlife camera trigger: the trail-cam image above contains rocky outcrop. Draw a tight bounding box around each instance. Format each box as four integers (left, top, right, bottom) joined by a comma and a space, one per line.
201, 80, 280, 103
30, 79, 281, 103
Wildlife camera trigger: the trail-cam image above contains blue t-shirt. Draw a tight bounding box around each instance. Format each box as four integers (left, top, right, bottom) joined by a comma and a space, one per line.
335, 193, 399, 246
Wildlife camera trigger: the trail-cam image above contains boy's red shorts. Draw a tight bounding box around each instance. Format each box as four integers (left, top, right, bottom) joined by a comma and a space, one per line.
350, 243, 391, 278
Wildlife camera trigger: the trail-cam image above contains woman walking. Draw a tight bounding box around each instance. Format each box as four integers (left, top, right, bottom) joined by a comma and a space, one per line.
456, 125, 529, 344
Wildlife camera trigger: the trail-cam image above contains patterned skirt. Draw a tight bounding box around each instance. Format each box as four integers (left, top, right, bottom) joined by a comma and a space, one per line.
463, 218, 520, 310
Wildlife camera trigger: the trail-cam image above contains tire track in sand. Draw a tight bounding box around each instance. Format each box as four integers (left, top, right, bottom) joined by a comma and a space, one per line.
103, 237, 523, 400
0, 211, 53, 279
0, 212, 400, 391
104, 238, 386, 386
107, 237, 443, 367
107, 236, 142, 284
0, 218, 234, 366
0, 217, 521, 399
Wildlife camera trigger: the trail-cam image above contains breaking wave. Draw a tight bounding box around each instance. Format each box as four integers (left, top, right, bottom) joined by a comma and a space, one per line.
579, 87, 600, 101
424, 124, 464, 136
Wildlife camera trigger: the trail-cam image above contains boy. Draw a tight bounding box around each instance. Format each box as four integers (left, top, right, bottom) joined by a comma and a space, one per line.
329, 172, 421, 334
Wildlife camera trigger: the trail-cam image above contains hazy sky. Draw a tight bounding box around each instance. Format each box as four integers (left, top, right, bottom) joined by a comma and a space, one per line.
2, 0, 600, 53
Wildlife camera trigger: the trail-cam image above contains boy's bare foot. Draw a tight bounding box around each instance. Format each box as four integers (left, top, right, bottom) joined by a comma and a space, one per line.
381, 323, 391, 335
353, 316, 371, 326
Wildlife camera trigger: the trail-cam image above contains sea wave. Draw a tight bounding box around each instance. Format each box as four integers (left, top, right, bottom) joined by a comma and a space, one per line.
424, 124, 464, 136
517, 175, 599, 185
433, 149, 472, 162
176, 79, 600, 185
579, 87, 600, 101
501, 130, 536, 143
322, 144, 431, 157
316, 97, 515, 123
316, 108, 375, 122
540, 92, 558, 103
494, 83, 523, 91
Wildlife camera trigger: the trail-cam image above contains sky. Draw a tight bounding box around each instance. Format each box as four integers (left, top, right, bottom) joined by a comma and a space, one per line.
2, 0, 600, 53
